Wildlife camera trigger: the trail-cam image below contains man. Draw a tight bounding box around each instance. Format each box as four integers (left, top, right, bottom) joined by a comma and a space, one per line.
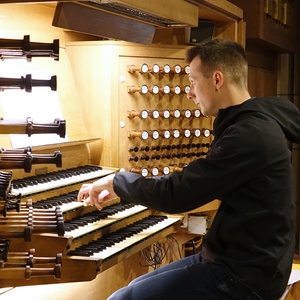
77, 39, 300, 299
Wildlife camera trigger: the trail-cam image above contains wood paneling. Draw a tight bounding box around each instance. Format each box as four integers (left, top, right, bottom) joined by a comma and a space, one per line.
228, 0, 296, 52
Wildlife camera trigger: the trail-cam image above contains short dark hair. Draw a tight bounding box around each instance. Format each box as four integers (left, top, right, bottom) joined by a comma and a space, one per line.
186, 39, 248, 88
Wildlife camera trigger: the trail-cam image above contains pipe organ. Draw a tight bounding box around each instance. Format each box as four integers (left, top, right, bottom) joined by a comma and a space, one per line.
0, 1, 247, 298
60, 40, 219, 292
0, 37, 213, 287
0, 37, 183, 289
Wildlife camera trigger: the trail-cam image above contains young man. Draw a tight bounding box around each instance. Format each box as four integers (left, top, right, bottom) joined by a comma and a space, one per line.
77, 39, 300, 299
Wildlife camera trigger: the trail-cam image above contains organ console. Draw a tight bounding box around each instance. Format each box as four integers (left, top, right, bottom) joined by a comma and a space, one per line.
0, 155, 182, 287
0, 36, 177, 289
0, 135, 184, 288
0, 35, 214, 296
0, 0, 259, 297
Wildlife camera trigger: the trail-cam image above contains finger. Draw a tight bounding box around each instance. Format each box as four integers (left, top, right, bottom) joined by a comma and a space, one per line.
82, 196, 103, 210
93, 195, 104, 210
88, 188, 101, 206
78, 192, 90, 202
93, 190, 110, 210
80, 183, 91, 188
77, 184, 92, 202
94, 201, 103, 211
82, 198, 91, 206
98, 189, 110, 202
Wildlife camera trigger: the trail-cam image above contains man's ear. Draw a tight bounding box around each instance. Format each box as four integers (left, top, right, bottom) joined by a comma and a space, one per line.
214, 71, 222, 88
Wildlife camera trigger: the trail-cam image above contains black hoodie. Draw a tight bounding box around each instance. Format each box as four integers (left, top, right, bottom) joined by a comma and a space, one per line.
113, 97, 300, 299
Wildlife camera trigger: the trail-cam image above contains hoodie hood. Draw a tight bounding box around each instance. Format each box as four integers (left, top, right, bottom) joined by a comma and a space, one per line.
215, 97, 300, 143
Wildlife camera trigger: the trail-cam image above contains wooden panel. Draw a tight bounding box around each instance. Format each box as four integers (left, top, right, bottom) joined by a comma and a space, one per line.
109, 0, 199, 27
228, 0, 296, 52
190, 0, 243, 21
246, 42, 277, 97
66, 41, 214, 172
1, 0, 199, 28
53, 2, 156, 45
248, 66, 277, 97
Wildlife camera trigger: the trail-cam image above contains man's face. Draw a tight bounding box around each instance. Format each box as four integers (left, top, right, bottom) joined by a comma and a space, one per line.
187, 56, 219, 117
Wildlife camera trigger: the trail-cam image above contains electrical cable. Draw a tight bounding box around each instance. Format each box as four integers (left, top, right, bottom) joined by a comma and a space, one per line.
138, 235, 182, 269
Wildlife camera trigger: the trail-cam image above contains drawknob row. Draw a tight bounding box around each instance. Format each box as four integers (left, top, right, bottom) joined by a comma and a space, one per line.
127, 109, 202, 119
128, 143, 210, 152
127, 129, 212, 140
130, 164, 188, 176
127, 85, 190, 95
128, 151, 207, 162
128, 64, 190, 75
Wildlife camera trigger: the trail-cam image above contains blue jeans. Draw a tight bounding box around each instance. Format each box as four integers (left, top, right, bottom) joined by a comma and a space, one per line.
107, 253, 265, 300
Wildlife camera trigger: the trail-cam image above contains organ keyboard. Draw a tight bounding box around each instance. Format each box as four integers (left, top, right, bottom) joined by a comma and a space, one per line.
11, 165, 114, 197
68, 214, 181, 273
64, 203, 149, 241
1, 160, 182, 287
32, 191, 86, 213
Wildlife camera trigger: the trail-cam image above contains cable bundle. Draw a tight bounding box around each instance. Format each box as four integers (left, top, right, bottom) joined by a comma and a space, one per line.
139, 235, 182, 269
